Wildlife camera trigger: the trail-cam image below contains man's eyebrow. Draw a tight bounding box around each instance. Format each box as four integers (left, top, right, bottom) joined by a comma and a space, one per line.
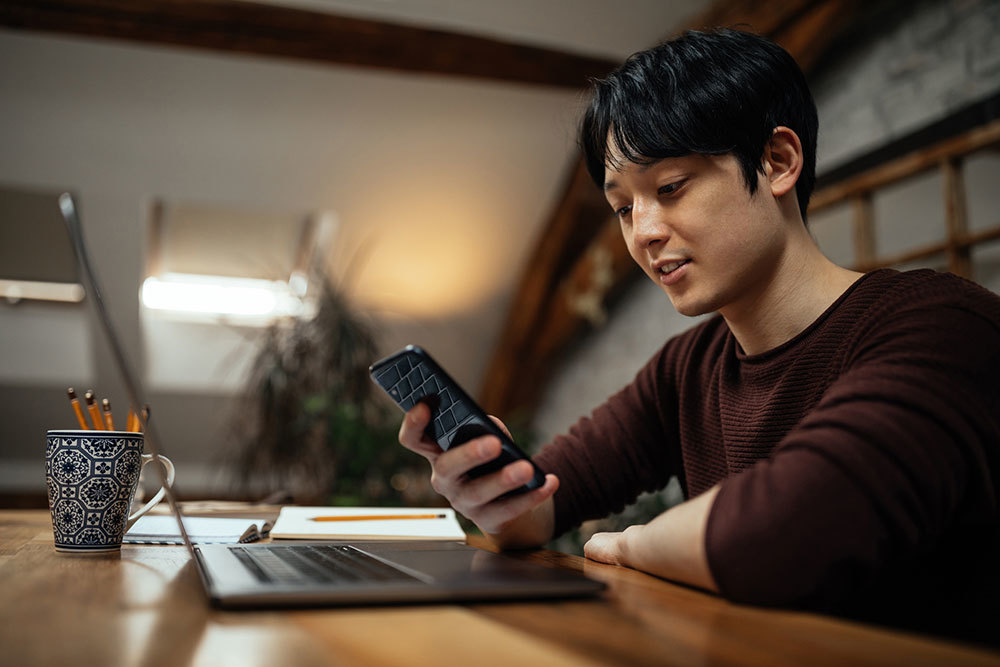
639, 161, 660, 173
604, 159, 668, 191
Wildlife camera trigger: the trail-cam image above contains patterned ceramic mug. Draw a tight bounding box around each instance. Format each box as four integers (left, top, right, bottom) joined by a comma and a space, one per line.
45, 429, 175, 553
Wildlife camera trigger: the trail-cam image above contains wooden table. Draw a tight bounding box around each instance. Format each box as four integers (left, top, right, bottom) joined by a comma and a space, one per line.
2, 509, 998, 666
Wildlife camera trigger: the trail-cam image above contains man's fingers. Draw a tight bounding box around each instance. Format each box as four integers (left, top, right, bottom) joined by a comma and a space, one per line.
398, 403, 442, 459
583, 531, 624, 564
451, 458, 534, 509
399, 406, 556, 539
487, 415, 512, 438
474, 474, 559, 534
434, 435, 502, 482
428, 436, 505, 499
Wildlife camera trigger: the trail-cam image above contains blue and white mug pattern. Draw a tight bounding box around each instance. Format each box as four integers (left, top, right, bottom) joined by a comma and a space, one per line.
45, 430, 174, 553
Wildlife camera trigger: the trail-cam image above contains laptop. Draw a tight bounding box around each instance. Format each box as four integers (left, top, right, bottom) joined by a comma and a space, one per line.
59, 193, 605, 609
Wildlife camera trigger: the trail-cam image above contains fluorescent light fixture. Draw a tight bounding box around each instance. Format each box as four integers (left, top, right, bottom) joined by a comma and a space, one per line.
141, 273, 310, 321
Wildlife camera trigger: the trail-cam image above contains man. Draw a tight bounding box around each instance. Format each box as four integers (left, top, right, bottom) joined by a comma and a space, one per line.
399, 29, 1000, 642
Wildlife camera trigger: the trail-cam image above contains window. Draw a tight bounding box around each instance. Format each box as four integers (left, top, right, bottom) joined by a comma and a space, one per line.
0, 186, 91, 384
142, 200, 336, 325
0, 186, 84, 304
141, 200, 337, 392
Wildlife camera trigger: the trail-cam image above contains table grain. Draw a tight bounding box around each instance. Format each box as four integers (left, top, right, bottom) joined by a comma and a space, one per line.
2, 510, 997, 666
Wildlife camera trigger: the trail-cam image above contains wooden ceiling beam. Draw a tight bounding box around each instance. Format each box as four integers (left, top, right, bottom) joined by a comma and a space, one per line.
0, 0, 619, 88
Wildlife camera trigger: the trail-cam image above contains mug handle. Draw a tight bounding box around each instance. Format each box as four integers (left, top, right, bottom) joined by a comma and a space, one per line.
125, 454, 175, 531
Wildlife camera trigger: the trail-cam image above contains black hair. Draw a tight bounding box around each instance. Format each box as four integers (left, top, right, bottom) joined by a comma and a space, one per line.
580, 28, 818, 220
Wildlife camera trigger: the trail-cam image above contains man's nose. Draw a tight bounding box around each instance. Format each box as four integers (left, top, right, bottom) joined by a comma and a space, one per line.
631, 204, 670, 249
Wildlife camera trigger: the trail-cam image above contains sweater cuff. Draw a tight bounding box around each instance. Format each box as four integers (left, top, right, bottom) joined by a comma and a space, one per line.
703, 478, 734, 599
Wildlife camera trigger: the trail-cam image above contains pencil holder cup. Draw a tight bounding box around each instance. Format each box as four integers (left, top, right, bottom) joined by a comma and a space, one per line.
45, 430, 174, 553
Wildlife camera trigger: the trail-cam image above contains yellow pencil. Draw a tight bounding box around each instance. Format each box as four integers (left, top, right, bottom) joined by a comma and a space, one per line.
126, 409, 138, 433
101, 398, 115, 430
66, 388, 89, 430
309, 514, 446, 522
84, 390, 103, 430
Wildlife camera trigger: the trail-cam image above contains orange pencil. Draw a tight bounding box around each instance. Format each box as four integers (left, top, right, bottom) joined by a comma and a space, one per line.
101, 398, 115, 430
126, 409, 138, 433
84, 390, 103, 430
309, 514, 446, 522
66, 388, 89, 430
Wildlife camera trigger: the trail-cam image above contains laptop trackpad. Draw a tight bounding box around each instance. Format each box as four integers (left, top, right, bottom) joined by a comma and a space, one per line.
362, 543, 570, 584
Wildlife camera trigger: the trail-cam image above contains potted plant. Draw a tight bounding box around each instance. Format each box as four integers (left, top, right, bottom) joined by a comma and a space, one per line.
230, 277, 435, 506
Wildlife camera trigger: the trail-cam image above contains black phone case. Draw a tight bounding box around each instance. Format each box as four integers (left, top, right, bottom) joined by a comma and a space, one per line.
370, 345, 545, 493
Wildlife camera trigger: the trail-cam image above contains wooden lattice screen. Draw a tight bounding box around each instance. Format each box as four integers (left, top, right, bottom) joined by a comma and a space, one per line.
810, 118, 1000, 277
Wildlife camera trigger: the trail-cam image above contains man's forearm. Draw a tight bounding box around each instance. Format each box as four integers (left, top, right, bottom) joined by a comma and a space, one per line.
586, 485, 720, 593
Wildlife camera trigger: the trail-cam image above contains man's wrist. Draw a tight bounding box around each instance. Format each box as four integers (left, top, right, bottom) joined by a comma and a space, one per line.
485, 495, 555, 550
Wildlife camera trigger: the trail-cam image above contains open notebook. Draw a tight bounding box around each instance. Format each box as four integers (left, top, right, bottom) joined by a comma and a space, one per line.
125, 515, 272, 544
270, 506, 465, 541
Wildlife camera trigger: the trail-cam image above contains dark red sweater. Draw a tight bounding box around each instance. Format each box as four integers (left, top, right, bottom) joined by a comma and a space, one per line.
535, 269, 1000, 642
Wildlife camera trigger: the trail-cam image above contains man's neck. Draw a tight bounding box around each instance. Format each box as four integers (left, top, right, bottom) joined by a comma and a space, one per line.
720, 231, 863, 356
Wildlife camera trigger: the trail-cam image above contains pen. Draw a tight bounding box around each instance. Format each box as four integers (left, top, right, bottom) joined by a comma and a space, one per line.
84, 390, 103, 430
66, 388, 89, 430
101, 398, 115, 430
309, 514, 447, 522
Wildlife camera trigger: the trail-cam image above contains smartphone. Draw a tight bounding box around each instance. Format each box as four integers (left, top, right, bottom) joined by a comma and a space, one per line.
370, 345, 545, 494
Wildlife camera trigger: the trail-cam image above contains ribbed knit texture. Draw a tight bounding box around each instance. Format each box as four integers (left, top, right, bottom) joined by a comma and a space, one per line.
534, 269, 1000, 644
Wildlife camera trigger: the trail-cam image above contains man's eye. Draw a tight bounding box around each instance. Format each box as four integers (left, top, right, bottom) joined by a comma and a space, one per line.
615, 205, 632, 217
659, 181, 684, 196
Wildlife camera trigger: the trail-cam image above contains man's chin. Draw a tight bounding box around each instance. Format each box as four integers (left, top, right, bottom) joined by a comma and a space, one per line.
666, 291, 715, 318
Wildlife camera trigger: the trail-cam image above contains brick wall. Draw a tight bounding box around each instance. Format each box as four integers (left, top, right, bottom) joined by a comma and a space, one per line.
813, 0, 1000, 171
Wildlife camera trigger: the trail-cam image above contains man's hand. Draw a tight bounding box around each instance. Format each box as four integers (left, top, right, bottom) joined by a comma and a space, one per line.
582, 487, 721, 593
583, 527, 636, 565
398, 402, 559, 547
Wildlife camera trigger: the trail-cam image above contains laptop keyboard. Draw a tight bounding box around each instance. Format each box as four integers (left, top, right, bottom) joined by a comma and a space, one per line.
375, 354, 473, 445
229, 544, 420, 585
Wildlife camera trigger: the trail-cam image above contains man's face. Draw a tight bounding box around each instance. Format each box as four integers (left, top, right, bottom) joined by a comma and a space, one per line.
603, 152, 786, 319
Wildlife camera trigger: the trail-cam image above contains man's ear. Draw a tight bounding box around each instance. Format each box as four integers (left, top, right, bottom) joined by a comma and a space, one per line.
763, 126, 803, 198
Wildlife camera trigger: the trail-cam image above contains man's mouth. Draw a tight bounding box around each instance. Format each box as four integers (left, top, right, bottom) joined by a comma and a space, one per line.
657, 259, 690, 275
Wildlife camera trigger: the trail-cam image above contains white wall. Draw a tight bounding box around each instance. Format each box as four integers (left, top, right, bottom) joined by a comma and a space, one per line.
258, 0, 707, 61
532, 280, 709, 448
0, 29, 584, 494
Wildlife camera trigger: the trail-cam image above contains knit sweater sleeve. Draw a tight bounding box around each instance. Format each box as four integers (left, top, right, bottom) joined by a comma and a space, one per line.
533, 336, 690, 537
705, 299, 1000, 607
